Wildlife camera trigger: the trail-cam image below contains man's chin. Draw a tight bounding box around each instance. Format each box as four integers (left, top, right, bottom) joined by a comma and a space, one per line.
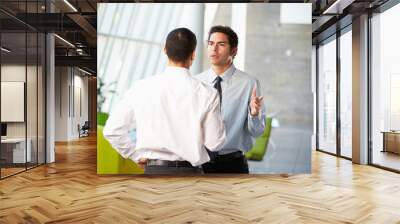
209, 60, 221, 66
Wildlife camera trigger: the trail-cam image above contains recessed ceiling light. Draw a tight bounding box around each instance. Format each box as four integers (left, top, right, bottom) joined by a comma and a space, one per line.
1, 47, 11, 53
63, 0, 78, 12
54, 34, 75, 48
322, 0, 354, 15
78, 67, 92, 76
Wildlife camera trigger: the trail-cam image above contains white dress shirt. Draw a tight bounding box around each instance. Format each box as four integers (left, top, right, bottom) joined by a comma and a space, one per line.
103, 66, 226, 166
196, 64, 266, 155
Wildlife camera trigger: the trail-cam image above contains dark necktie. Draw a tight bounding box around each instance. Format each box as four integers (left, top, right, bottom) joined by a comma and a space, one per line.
213, 76, 223, 105
206, 76, 223, 161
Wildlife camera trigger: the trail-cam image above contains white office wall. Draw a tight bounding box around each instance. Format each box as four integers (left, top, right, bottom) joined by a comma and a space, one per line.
55, 66, 68, 141
55, 67, 89, 141
1, 65, 26, 81
72, 73, 88, 138
74, 74, 89, 124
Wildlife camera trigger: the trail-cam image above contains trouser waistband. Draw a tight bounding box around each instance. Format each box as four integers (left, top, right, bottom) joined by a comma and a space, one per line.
146, 159, 193, 168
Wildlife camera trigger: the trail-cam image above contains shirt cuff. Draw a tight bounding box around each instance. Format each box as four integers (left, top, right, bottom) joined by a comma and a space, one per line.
248, 107, 262, 120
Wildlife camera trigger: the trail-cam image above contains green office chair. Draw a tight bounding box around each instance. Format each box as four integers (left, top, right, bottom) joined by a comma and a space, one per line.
97, 112, 109, 126
245, 116, 273, 161
97, 125, 144, 174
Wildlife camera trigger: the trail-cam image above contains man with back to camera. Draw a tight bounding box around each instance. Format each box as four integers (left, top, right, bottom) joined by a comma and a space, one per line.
103, 27, 226, 175
196, 25, 266, 174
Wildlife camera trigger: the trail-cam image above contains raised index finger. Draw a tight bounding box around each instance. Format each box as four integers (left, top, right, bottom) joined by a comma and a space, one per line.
252, 84, 257, 98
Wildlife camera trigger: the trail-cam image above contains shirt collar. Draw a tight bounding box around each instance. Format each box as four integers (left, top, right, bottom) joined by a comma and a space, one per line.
165, 66, 191, 76
208, 64, 236, 84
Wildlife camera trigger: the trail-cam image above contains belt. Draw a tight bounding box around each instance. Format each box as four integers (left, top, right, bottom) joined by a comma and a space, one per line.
146, 159, 194, 168
218, 151, 243, 158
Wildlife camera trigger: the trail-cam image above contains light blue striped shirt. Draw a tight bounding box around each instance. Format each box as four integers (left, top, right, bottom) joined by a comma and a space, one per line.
196, 64, 266, 155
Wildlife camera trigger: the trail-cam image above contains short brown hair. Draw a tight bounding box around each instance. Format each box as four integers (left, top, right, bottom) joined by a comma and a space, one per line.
208, 25, 238, 49
165, 28, 197, 63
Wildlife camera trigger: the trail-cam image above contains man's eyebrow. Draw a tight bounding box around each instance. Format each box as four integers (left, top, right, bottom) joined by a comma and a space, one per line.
207, 40, 227, 44
208, 41, 226, 44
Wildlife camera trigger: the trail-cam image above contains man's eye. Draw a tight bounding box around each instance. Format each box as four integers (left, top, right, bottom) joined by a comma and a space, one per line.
218, 43, 225, 46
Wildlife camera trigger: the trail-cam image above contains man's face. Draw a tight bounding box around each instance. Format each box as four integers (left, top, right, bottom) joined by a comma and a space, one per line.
207, 32, 236, 66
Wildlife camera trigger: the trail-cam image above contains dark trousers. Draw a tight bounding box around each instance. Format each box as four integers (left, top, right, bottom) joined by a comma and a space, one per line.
202, 151, 249, 174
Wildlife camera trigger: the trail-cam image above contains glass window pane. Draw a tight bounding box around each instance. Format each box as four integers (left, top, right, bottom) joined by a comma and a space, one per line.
1, 31, 27, 177
27, 31, 38, 169
318, 37, 337, 154
1, 1, 46, 178
371, 4, 400, 171
38, 33, 46, 165
340, 29, 352, 158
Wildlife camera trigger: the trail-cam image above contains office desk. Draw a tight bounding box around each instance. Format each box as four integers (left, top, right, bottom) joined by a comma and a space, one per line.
1, 138, 31, 163
382, 131, 400, 154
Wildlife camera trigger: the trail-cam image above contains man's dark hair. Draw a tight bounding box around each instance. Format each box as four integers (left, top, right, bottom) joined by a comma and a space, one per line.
165, 28, 197, 63
208, 25, 238, 49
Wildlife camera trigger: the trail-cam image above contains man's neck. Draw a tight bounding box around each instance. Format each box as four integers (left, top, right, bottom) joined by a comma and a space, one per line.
211, 62, 233, 76
168, 60, 190, 69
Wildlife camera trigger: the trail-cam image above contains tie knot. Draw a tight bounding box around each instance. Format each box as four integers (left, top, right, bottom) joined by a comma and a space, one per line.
214, 76, 222, 83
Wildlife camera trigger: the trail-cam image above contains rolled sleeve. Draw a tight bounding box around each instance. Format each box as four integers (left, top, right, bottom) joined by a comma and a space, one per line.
248, 108, 266, 137
103, 89, 138, 162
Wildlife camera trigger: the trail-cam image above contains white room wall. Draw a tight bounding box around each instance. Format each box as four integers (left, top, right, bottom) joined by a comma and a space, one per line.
55, 67, 89, 141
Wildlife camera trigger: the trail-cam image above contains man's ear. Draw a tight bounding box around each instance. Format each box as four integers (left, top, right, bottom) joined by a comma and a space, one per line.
164, 47, 167, 55
191, 51, 196, 61
231, 47, 238, 58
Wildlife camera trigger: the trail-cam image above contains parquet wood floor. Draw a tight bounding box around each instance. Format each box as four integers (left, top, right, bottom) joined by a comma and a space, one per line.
1, 135, 399, 223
